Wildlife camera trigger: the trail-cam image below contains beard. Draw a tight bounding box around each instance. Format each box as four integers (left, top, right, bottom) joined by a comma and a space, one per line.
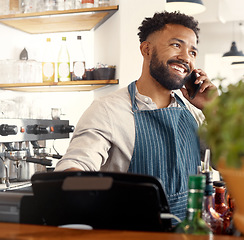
149, 49, 190, 90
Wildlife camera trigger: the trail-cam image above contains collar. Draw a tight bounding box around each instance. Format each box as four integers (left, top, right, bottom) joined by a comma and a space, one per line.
135, 87, 179, 109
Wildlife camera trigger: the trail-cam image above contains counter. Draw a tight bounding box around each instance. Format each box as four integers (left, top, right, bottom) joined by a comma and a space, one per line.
0, 223, 243, 240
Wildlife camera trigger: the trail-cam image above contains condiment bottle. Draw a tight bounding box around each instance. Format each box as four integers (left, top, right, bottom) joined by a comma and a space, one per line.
42, 37, 55, 83
202, 171, 223, 234
72, 35, 86, 80
57, 37, 71, 82
174, 175, 212, 235
213, 181, 231, 234
213, 181, 229, 216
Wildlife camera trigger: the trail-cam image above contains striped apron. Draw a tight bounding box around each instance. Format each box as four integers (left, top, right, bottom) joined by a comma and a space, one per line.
127, 81, 201, 225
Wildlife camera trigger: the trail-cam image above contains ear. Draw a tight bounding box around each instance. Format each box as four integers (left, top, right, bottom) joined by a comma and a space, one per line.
140, 41, 151, 58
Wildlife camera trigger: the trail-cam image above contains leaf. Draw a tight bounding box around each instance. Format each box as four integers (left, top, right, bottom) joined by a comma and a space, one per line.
199, 78, 244, 168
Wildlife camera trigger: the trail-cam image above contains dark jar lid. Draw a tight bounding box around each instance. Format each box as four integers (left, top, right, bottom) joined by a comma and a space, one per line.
213, 181, 225, 188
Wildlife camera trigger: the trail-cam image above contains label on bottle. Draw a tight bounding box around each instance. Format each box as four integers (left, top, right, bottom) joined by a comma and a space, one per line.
188, 190, 204, 210
42, 62, 55, 83
73, 61, 85, 80
58, 62, 70, 81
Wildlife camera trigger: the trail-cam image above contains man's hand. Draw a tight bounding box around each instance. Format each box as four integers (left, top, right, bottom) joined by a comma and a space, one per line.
181, 69, 218, 110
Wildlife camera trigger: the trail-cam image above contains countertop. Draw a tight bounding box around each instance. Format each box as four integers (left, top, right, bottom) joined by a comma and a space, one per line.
0, 223, 243, 240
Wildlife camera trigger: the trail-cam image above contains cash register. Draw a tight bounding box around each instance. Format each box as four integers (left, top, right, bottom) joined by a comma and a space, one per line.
0, 171, 172, 232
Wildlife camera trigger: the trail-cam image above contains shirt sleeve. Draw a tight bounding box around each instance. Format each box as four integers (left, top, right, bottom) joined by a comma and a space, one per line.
55, 99, 113, 171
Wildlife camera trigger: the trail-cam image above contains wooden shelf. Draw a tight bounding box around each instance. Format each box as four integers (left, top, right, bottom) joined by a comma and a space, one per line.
0, 79, 119, 92
0, 5, 118, 33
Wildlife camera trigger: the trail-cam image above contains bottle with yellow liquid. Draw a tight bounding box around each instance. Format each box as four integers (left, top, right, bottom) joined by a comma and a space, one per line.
42, 37, 55, 83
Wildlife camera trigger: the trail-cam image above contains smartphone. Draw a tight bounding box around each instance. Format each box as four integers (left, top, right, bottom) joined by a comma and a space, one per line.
185, 71, 201, 99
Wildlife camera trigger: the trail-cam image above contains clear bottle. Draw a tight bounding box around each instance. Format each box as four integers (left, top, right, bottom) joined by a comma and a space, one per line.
44, 0, 54, 11
98, 0, 110, 7
0, 0, 10, 15
202, 171, 223, 234
72, 35, 86, 80
174, 175, 212, 235
64, 0, 74, 9
42, 37, 55, 83
56, 0, 64, 10
74, 0, 81, 8
57, 37, 71, 82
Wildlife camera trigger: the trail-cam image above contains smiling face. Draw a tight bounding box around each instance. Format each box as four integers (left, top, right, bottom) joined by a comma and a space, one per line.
148, 24, 198, 90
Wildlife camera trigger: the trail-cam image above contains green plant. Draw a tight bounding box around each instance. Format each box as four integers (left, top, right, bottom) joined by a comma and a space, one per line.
199, 77, 244, 169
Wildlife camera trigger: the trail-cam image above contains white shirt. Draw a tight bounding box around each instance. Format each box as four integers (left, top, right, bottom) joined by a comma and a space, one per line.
55, 85, 205, 172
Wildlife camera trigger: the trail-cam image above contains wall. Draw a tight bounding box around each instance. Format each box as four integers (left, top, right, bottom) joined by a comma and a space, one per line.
94, 0, 166, 98
1, 1, 239, 159
0, 25, 95, 155
0, 0, 166, 157
198, 21, 244, 87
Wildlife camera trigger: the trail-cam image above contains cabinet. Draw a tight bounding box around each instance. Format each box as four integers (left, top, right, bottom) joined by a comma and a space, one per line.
0, 5, 119, 92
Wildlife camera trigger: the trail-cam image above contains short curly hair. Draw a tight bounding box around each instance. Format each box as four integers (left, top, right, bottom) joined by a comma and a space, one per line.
138, 11, 200, 44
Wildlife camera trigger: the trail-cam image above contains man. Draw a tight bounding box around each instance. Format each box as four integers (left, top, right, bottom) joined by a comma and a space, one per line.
55, 11, 217, 223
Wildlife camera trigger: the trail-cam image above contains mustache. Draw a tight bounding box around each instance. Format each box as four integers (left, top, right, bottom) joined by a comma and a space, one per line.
167, 59, 190, 74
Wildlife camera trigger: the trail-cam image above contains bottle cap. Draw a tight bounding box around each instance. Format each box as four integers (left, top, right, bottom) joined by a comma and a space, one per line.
213, 181, 225, 188
202, 171, 213, 185
62, 37, 66, 41
188, 175, 206, 190
202, 171, 214, 195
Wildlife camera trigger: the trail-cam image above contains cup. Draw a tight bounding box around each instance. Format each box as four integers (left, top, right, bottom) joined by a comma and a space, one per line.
51, 108, 61, 120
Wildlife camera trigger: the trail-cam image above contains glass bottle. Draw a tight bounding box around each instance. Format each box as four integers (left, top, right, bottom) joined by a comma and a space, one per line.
225, 192, 236, 235
56, 0, 64, 10
213, 181, 231, 234
174, 175, 212, 235
213, 181, 229, 216
74, 0, 81, 8
57, 37, 71, 82
72, 35, 86, 80
227, 193, 235, 217
82, 0, 94, 8
44, 0, 54, 11
64, 0, 75, 10
42, 37, 55, 83
202, 171, 223, 234
0, 0, 10, 15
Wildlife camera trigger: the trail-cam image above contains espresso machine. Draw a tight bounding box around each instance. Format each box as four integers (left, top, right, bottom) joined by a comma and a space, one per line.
0, 118, 74, 190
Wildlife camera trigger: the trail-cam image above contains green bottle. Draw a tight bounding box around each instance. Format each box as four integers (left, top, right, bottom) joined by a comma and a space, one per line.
174, 175, 213, 235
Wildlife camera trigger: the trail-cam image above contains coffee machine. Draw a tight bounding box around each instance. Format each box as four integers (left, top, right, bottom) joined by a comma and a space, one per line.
0, 118, 74, 190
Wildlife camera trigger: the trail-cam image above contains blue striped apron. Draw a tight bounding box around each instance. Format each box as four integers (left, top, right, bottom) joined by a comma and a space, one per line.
127, 81, 201, 225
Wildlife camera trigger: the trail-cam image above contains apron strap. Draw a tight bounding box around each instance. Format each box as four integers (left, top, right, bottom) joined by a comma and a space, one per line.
174, 93, 186, 108
128, 81, 187, 110
128, 81, 139, 111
